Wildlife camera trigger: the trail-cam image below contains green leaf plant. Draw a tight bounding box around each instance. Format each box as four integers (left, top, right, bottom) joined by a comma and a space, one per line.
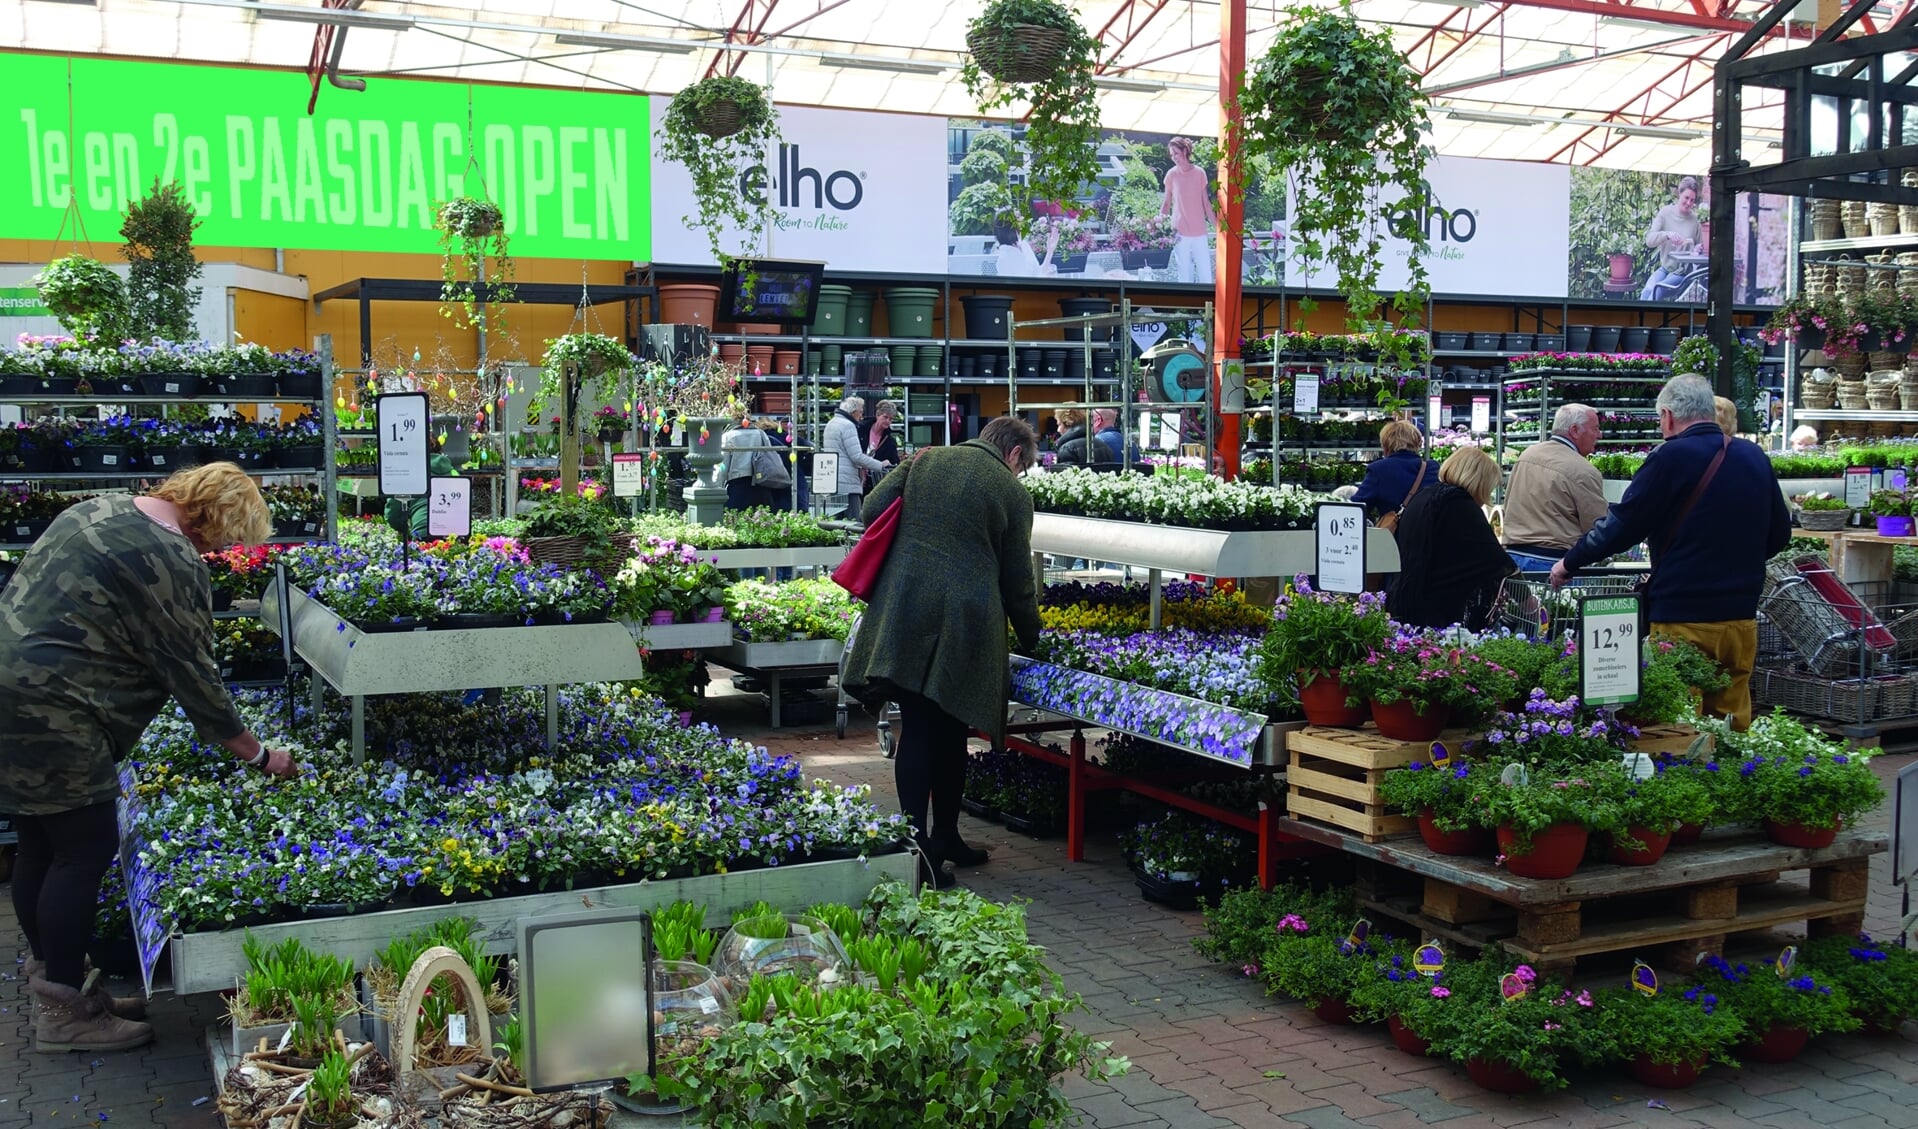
656, 76, 782, 265
959, 0, 1104, 232
435, 195, 515, 334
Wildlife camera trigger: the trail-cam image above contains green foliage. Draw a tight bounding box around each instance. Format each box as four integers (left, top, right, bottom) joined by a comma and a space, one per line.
959, 148, 1009, 187
1425, 964, 1603, 1088
960, 0, 1102, 228
1794, 492, 1849, 512
522, 492, 625, 542
1567, 167, 1672, 299
1605, 765, 1713, 850
34, 254, 129, 344
1699, 709, 1885, 831
1239, 2, 1429, 340
306, 1048, 356, 1122
653, 900, 714, 964
1192, 882, 1350, 969
533, 332, 635, 420
1584, 986, 1744, 1069
492, 1016, 524, 1070
1802, 933, 1918, 1029
803, 902, 865, 945
1697, 954, 1861, 1039
1348, 951, 1496, 1039
949, 181, 1015, 237
1263, 932, 1397, 1011
120, 178, 203, 341
966, 128, 1017, 164
239, 931, 355, 1023
1380, 758, 1483, 831
287, 991, 339, 1058
1629, 636, 1732, 726
1256, 584, 1391, 688
1336, 633, 1520, 723
657, 76, 781, 264
435, 195, 514, 334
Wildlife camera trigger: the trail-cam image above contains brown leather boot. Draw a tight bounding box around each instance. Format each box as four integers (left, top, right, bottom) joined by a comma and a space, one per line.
30, 973, 153, 1053
23, 959, 147, 1020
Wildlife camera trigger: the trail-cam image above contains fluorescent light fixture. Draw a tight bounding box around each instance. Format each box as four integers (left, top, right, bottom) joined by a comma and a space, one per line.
552, 32, 699, 54
254, 5, 416, 31
25, 0, 99, 6
1445, 109, 1550, 127
1611, 122, 1707, 139
1095, 76, 1169, 93
817, 52, 951, 75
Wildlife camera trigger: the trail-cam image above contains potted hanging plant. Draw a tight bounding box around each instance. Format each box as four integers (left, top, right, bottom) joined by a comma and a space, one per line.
33, 254, 130, 345
960, 0, 1102, 226
1803, 933, 1918, 1035
1425, 965, 1599, 1093
1586, 985, 1744, 1089
1261, 931, 1391, 1026
657, 77, 781, 264
1239, 2, 1430, 347
435, 195, 514, 331
1253, 576, 1391, 728
1701, 711, 1884, 848
533, 332, 634, 419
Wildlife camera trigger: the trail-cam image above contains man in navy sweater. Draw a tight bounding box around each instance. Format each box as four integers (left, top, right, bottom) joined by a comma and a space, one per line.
1550, 374, 1789, 729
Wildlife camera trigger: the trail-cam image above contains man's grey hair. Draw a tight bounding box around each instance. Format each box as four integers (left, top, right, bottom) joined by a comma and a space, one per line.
838, 396, 864, 413
1550, 403, 1596, 436
1656, 374, 1717, 425
1092, 408, 1118, 429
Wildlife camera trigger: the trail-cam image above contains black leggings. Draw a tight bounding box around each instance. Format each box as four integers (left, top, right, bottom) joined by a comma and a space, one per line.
9, 801, 119, 989
894, 694, 969, 840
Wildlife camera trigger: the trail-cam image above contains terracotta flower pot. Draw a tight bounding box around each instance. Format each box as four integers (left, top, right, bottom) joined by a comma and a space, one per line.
1466, 1057, 1540, 1094
1386, 1015, 1430, 1057
1298, 670, 1367, 728
1764, 818, 1839, 849
1311, 996, 1356, 1025
1605, 825, 1673, 866
1370, 698, 1448, 741
1608, 253, 1635, 282
1740, 1024, 1810, 1064
1629, 1054, 1706, 1089
1496, 822, 1589, 880
1418, 810, 1494, 857
1671, 822, 1706, 846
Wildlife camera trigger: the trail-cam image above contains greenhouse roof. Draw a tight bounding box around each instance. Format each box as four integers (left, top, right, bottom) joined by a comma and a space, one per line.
0, 0, 1898, 173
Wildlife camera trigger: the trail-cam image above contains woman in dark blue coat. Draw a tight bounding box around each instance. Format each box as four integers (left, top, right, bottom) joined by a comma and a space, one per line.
1351, 420, 1443, 524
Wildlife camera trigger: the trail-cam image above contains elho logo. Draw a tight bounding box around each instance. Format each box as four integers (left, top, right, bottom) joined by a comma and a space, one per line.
739, 145, 866, 211
1387, 194, 1478, 243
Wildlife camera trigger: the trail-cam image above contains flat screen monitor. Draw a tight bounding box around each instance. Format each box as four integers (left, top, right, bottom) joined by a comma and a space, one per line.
717, 258, 826, 327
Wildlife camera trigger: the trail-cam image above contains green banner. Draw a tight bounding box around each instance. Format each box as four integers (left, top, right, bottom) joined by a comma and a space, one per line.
0, 287, 50, 317
0, 53, 650, 259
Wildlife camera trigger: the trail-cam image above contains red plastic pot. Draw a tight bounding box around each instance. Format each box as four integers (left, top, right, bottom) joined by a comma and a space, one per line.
1311, 996, 1356, 1025
1386, 1015, 1430, 1057
1608, 253, 1635, 282
1605, 825, 1674, 867
1418, 810, 1494, 857
1497, 822, 1589, 880
1764, 818, 1840, 849
1671, 822, 1706, 846
1629, 1054, 1706, 1089
1298, 671, 1367, 728
1740, 1024, 1810, 1064
1465, 1057, 1540, 1094
1370, 698, 1448, 741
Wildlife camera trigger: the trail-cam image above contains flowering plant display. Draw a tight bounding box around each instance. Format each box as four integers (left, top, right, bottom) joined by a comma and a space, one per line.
261, 483, 326, 526
723, 577, 860, 643
1010, 656, 1272, 766
1108, 211, 1178, 253
213, 621, 282, 675
1255, 577, 1391, 690
1424, 963, 1603, 1089
963, 745, 1067, 828
626, 508, 845, 551
1697, 710, 1884, 831
1604, 762, 1713, 850
1023, 466, 1325, 530
1697, 954, 1860, 1040
1507, 351, 1670, 373
1803, 933, 1918, 1031
1026, 628, 1280, 714
1118, 811, 1252, 882
611, 537, 728, 620
1037, 579, 1271, 635
1336, 630, 1518, 722
1345, 950, 1494, 1044
276, 541, 617, 626
204, 545, 274, 601
1378, 758, 1483, 832
1584, 985, 1744, 1070
1191, 882, 1356, 973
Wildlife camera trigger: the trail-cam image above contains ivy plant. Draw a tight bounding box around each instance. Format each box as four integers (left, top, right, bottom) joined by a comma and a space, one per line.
657, 76, 781, 264
1671, 334, 1762, 431
34, 254, 130, 345
435, 195, 514, 333
1239, 2, 1431, 358
960, 0, 1102, 229
533, 332, 635, 420
119, 178, 203, 342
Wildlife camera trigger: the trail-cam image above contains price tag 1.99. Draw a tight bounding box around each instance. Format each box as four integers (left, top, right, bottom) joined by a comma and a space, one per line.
376, 391, 430, 497
1579, 593, 1643, 707
1314, 501, 1368, 595
427, 477, 471, 538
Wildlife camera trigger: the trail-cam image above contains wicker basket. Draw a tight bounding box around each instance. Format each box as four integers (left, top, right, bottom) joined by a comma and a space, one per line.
1901, 384, 1918, 410
1902, 205, 1918, 235
1813, 199, 1842, 241
1843, 202, 1872, 239
1871, 203, 1901, 237
1869, 385, 1902, 410
1869, 351, 1904, 370
525, 534, 637, 575
1835, 352, 1869, 377
1752, 667, 1883, 722
1878, 673, 1918, 718
692, 100, 745, 140
1761, 554, 1895, 677
1837, 262, 1869, 294
1797, 508, 1851, 531
966, 23, 1074, 83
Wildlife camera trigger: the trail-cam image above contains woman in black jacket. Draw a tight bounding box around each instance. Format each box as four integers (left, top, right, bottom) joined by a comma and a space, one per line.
1388, 446, 1516, 630
1053, 407, 1114, 465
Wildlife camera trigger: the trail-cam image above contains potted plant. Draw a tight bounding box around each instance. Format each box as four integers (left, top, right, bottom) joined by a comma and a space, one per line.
1600, 763, 1711, 866
33, 255, 130, 344
120, 178, 204, 342
657, 76, 781, 264
1699, 710, 1884, 847
1254, 577, 1391, 727
1262, 931, 1390, 1026
960, 0, 1101, 226
1339, 631, 1519, 740
1587, 984, 1743, 1089
435, 195, 514, 331
1803, 933, 1918, 1035
1793, 490, 1851, 532
1699, 953, 1859, 1063
1346, 951, 1464, 1055
1380, 757, 1493, 856
1239, 2, 1429, 343
1119, 811, 1254, 910
1869, 489, 1913, 537
1426, 965, 1597, 1092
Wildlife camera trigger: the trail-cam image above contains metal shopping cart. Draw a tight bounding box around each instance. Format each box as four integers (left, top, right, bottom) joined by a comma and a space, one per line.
834, 613, 898, 756
1489, 569, 1643, 640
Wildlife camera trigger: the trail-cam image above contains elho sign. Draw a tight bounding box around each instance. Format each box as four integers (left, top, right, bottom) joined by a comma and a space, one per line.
0, 53, 651, 259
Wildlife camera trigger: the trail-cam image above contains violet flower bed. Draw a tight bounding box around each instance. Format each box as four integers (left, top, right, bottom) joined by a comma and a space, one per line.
1009, 656, 1270, 767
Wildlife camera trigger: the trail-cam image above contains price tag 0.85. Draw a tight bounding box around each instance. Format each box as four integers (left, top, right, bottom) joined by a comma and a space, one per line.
376, 391, 431, 497
1314, 501, 1367, 595
427, 477, 471, 538
1578, 593, 1643, 707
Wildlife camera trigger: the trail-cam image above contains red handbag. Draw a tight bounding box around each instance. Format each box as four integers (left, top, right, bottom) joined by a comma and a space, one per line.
832, 496, 902, 601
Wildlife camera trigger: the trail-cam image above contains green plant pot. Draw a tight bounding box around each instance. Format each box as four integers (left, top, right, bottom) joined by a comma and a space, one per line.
844, 290, 876, 337
889, 345, 920, 378
813, 284, 852, 335
882, 288, 940, 339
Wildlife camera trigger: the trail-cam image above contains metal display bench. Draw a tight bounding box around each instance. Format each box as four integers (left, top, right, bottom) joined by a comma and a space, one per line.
718, 637, 846, 728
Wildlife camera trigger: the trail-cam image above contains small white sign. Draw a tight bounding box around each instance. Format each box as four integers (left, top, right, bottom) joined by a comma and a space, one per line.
1579, 594, 1643, 707
812, 451, 840, 490
1427, 394, 1443, 429
1158, 412, 1182, 451
612, 452, 645, 498
1845, 466, 1873, 509
447, 1012, 468, 1047
1470, 396, 1491, 434
1314, 501, 1367, 594
1293, 372, 1320, 415
377, 392, 431, 497
427, 477, 470, 538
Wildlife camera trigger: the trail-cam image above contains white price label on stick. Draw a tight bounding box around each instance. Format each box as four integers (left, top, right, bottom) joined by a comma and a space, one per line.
612, 452, 645, 498
427, 477, 470, 538
376, 392, 431, 497
1579, 594, 1643, 707
1314, 501, 1368, 595
812, 452, 840, 491
1470, 396, 1491, 434
1845, 466, 1874, 509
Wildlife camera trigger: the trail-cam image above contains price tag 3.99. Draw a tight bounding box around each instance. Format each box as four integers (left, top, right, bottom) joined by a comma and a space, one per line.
1579, 594, 1643, 707
427, 477, 471, 538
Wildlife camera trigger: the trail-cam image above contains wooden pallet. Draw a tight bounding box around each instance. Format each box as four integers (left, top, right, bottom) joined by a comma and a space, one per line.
1630, 723, 1710, 757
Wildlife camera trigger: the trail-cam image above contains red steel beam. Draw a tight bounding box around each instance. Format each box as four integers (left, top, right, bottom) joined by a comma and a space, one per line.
1216, 0, 1245, 480
1092, 0, 1180, 73
1541, 34, 1726, 163
704, 0, 784, 79
1500, 0, 1753, 32
1410, 4, 1517, 78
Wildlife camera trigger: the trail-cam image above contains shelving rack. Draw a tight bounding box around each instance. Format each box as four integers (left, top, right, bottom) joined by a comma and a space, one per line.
1777, 217, 1918, 443
1496, 369, 1672, 466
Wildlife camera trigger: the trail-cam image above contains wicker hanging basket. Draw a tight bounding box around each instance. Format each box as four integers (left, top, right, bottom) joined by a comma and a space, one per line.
1870, 202, 1901, 237
1869, 385, 1901, 410
1869, 351, 1905, 371
1798, 508, 1851, 532
692, 99, 745, 139
966, 23, 1075, 83
1835, 353, 1869, 378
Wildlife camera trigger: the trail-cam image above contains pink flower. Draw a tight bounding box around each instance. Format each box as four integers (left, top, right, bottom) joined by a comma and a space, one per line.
1576, 990, 1593, 1008
1431, 986, 1451, 998
1543, 1021, 1562, 1031
1240, 963, 1261, 978
1515, 965, 1537, 984
1276, 914, 1310, 934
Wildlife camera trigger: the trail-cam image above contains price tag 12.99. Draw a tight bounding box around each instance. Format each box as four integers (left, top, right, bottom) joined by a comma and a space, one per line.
427, 477, 471, 538
376, 391, 431, 497
1578, 593, 1643, 707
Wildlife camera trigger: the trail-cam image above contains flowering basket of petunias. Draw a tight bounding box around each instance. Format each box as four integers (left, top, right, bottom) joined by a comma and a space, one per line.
1697, 954, 1860, 1042
205, 545, 274, 603
1256, 577, 1390, 693
1425, 964, 1603, 1090
1802, 933, 1918, 1031
1585, 985, 1744, 1074
1697, 709, 1884, 836
1337, 630, 1518, 723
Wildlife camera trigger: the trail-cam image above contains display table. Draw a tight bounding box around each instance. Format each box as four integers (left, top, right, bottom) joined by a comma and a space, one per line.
1829, 530, 1916, 589
717, 637, 846, 728
703, 545, 849, 571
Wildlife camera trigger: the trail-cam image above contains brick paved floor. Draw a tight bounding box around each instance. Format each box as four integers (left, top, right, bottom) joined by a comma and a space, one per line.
2, 680, 1914, 1128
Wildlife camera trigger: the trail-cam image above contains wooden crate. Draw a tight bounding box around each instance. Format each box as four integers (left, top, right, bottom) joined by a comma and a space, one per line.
1630, 723, 1710, 757
1284, 724, 1462, 842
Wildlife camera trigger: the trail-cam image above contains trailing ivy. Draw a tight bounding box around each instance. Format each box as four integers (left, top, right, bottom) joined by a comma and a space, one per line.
657, 77, 781, 264
960, 0, 1103, 229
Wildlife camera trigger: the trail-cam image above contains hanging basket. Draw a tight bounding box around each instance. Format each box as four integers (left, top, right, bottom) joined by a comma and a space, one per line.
691, 99, 746, 139
437, 198, 505, 240
966, 23, 1075, 83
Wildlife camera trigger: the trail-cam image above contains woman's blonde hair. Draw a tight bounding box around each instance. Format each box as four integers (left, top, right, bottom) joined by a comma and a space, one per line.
1056, 406, 1086, 428
1378, 419, 1422, 455
1713, 396, 1737, 435
149, 462, 272, 548
1439, 446, 1500, 506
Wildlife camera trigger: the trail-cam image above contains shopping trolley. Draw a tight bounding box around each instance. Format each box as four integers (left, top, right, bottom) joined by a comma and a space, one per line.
1490, 569, 1643, 640
834, 613, 898, 756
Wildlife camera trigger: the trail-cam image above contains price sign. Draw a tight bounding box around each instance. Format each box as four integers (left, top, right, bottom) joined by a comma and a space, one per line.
1427, 394, 1442, 429
812, 452, 840, 491
427, 477, 470, 538
1314, 501, 1367, 594
376, 391, 430, 497
1845, 466, 1873, 509
612, 452, 645, 498
1293, 372, 1320, 415
1579, 593, 1643, 707
1890, 468, 1910, 493
1470, 396, 1491, 434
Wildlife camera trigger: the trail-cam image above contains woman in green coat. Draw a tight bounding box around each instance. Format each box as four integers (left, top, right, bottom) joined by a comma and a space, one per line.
840, 418, 1043, 887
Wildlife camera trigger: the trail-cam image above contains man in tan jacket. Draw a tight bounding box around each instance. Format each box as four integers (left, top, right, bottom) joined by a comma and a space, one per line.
1502, 403, 1608, 572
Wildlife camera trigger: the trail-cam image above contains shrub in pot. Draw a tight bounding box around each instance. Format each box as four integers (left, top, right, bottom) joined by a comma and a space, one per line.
1254, 577, 1390, 727
1586, 985, 1743, 1089
1802, 933, 1918, 1034
1699, 953, 1858, 1062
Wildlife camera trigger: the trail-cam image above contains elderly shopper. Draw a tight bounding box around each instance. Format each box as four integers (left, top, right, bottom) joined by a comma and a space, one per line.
0, 463, 297, 1054
840, 418, 1043, 888
1388, 447, 1517, 629
1502, 403, 1609, 573
823, 396, 891, 519
1054, 407, 1116, 465
1552, 374, 1791, 729
721, 414, 785, 512
858, 399, 901, 469
1352, 420, 1443, 525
